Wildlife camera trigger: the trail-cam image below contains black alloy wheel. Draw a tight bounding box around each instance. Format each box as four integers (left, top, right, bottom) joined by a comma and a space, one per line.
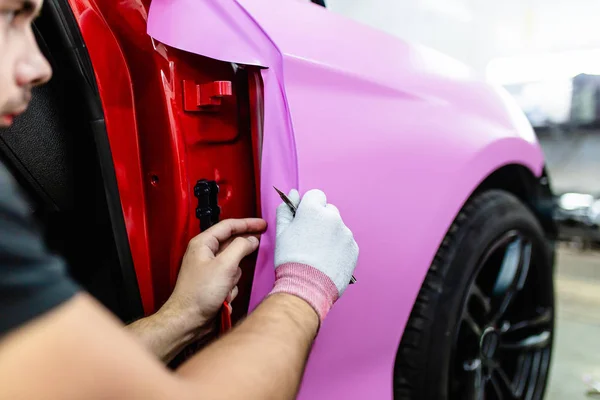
451, 230, 554, 399
394, 190, 555, 400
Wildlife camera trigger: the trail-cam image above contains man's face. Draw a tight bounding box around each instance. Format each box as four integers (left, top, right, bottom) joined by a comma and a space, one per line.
0, 0, 51, 128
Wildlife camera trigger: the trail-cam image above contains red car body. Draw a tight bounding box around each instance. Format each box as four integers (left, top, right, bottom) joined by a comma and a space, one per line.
67, 0, 262, 318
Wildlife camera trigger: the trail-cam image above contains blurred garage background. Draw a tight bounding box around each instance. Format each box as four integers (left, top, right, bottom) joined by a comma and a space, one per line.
326, 0, 600, 398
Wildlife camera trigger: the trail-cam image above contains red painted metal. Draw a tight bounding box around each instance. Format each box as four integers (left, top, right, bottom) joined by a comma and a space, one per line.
66, 0, 261, 318
248, 70, 264, 216
66, 0, 154, 313
183, 80, 233, 111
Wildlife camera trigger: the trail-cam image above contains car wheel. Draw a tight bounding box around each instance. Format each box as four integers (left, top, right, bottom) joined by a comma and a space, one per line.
394, 190, 555, 400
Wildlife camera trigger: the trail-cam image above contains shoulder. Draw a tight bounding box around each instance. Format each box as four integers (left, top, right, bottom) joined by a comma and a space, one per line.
0, 162, 79, 336
0, 163, 28, 211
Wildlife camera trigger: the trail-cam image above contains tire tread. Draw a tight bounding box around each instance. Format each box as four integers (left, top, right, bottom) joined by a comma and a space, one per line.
393, 190, 532, 399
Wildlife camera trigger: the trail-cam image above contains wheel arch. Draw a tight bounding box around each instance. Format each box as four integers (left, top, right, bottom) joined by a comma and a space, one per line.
390, 157, 556, 398
392, 160, 556, 398
471, 163, 557, 240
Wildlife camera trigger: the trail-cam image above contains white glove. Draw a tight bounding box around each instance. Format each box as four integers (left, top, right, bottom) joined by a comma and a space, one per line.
269, 189, 359, 321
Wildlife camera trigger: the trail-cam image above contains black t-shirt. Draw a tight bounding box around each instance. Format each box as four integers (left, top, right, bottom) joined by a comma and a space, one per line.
0, 163, 79, 336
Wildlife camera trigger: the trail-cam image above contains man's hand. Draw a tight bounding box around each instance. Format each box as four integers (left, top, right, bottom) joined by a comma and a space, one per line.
126, 218, 267, 361
168, 218, 267, 328
0, 189, 353, 400
270, 189, 359, 322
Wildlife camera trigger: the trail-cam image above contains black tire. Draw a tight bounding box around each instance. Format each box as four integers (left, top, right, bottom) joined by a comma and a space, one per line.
394, 190, 555, 400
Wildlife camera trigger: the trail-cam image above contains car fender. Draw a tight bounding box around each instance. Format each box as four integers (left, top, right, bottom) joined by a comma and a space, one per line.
148, 1, 545, 398
272, 65, 544, 400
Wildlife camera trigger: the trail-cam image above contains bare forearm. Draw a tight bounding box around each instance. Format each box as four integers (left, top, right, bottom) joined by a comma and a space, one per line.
125, 306, 212, 363
177, 293, 319, 400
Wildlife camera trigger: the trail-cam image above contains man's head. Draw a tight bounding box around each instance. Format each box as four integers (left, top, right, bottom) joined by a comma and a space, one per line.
0, 0, 51, 128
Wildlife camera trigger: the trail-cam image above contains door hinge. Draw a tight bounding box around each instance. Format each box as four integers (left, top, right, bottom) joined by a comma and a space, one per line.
183, 80, 232, 112
194, 179, 220, 231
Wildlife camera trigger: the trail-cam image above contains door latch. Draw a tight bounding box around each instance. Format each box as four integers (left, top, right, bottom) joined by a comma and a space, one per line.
194, 179, 220, 231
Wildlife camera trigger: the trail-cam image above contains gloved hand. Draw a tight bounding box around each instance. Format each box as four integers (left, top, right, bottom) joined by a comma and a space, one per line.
269, 189, 359, 321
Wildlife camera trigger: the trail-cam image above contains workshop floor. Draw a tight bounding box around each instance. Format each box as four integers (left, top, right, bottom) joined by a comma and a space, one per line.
546, 245, 600, 399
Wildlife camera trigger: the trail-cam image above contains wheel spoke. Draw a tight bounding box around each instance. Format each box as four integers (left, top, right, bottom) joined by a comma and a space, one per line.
490, 374, 505, 400
504, 309, 552, 335
524, 351, 543, 400
471, 284, 492, 315
491, 238, 532, 323
464, 359, 485, 400
493, 366, 518, 398
513, 353, 533, 397
501, 331, 551, 351
464, 311, 483, 337
451, 228, 553, 400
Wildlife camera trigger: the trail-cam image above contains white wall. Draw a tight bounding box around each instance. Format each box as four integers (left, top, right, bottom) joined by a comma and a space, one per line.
326, 0, 600, 82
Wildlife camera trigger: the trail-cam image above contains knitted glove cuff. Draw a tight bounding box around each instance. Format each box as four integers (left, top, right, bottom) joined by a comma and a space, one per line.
269, 262, 339, 322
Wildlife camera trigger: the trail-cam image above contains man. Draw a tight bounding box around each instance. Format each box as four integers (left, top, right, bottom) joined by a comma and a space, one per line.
0, 0, 359, 398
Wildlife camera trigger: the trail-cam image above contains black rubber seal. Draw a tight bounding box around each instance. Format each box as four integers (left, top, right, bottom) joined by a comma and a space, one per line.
44, 0, 144, 320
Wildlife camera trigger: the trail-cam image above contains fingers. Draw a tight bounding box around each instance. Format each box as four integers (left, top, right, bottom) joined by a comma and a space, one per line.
301, 189, 327, 208
287, 189, 300, 207
296, 189, 329, 221
206, 218, 267, 243
233, 266, 242, 284
276, 202, 294, 236
217, 234, 261, 255
218, 236, 260, 267
276, 188, 300, 236
226, 269, 241, 303
227, 286, 239, 303
325, 203, 340, 215
189, 218, 267, 258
